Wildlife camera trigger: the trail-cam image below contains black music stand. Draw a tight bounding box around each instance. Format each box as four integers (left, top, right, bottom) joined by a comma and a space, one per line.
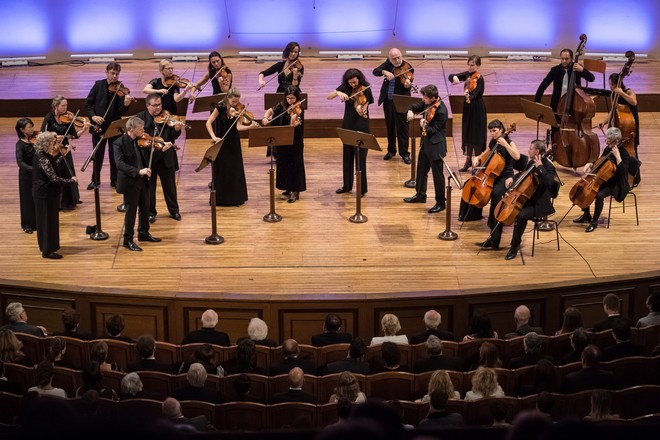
438, 158, 464, 241
336, 128, 382, 223
248, 126, 295, 222
264, 93, 309, 110
520, 98, 559, 139
195, 139, 225, 244
393, 94, 422, 188
192, 93, 227, 113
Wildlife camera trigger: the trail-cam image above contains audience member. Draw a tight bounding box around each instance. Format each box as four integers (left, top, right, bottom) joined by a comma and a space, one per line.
3, 302, 46, 336
409, 310, 454, 344
465, 366, 505, 401
46, 336, 76, 369
271, 367, 317, 403
416, 369, 461, 403
232, 373, 260, 402
172, 362, 221, 403
463, 309, 498, 341
312, 313, 353, 347
491, 400, 510, 427
329, 371, 367, 403
179, 343, 222, 375
0, 359, 24, 394
418, 390, 465, 428
535, 391, 555, 420
555, 307, 583, 335
75, 361, 119, 400
127, 334, 172, 373
504, 305, 544, 339
506, 411, 553, 440
238, 317, 277, 347
592, 294, 633, 332
269, 338, 316, 375
584, 389, 620, 421
412, 335, 463, 373
120, 372, 149, 400
89, 340, 119, 372
373, 341, 406, 372
601, 318, 644, 361
331, 397, 352, 426
0, 328, 32, 366
162, 397, 216, 432
54, 308, 92, 340
469, 341, 503, 370
181, 309, 230, 346
28, 360, 67, 398
370, 314, 408, 346
105, 314, 133, 342
636, 292, 660, 328
324, 337, 371, 375
561, 345, 615, 393
518, 359, 558, 396
223, 338, 266, 375
558, 327, 589, 365
509, 332, 553, 369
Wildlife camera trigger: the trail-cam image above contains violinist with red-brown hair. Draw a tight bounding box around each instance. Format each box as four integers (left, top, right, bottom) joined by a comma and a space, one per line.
403, 85, 448, 214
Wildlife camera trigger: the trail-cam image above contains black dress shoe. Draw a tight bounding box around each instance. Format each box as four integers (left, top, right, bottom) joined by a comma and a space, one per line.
336, 188, 350, 194
23, 227, 34, 234
42, 252, 63, 259
288, 192, 299, 203
404, 195, 427, 203
585, 223, 598, 233
138, 234, 162, 242
123, 241, 142, 251
110, 182, 116, 188
573, 213, 592, 223
505, 246, 519, 260
148, 215, 156, 224
428, 203, 446, 213
403, 155, 412, 165
459, 165, 470, 172
116, 204, 127, 213
475, 241, 500, 250
170, 212, 181, 221
383, 152, 395, 160
87, 181, 98, 190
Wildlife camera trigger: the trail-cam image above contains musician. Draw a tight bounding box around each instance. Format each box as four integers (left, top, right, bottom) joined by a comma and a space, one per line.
327, 68, 374, 197
143, 59, 194, 115
194, 51, 232, 95
84, 62, 133, 190
41, 96, 86, 210
534, 48, 595, 113
262, 86, 306, 203
373, 48, 413, 163
503, 140, 557, 260
15, 118, 37, 234
205, 87, 251, 206
113, 117, 159, 252
474, 120, 521, 249
573, 127, 631, 233
258, 42, 304, 92
403, 84, 448, 213
31, 132, 78, 259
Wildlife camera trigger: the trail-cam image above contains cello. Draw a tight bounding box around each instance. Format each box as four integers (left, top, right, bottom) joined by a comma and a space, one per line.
552, 34, 600, 168
461, 123, 516, 208
604, 51, 636, 158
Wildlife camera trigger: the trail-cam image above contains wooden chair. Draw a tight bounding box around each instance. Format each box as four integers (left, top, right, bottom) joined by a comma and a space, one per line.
395, 400, 425, 426
505, 336, 526, 362
0, 391, 21, 424
631, 325, 660, 356
102, 369, 125, 396
601, 356, 653, 389
180, 400, 217, 428
174, 373, 221, 392
135, 371, 173, 400
54, 336, 87, 370
155, 341, 179, 371
444, 399, 467, 420
613, 385, 660, 419
317, 402, 339, 428
269, 402, 317, 428
466, 396, 519, 425
179, 343, 225, 374
221, 373, 269, 403
318, 373, 366, 403
52, 366, 80, 397
317, 344, 350, 373
216, 402, 268, 430
270, 344, 317, 369
457, 338, 506, 369
116, 398, 163, 421
91, 339, 135, 372
583, 58, 607, 88
14, 333, 43, 365
550, 332, 573, 362
223, 344, 270, 373
269, 374, 318, 403
513, 365, 536, 396
554, 361, 582, 384
366, 344, 412, 372
413, 371, 433, 401
2, 363, 34, 391
590, 329, 616, 351
365, 371, 414, 401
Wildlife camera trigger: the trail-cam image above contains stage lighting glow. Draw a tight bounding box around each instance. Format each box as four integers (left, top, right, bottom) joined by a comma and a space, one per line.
313, 0, 389, 47
150, 0, 224, 49
581, 1, 655, 50
0, 2, 50, 55
485, 0, 554, 48
400, 3, 472, 46
65, 3, 136, 51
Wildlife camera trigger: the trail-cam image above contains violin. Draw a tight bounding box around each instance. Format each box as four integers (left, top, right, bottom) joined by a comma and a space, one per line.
351, 85, 369, 119
27, 131, 41, 144
461, 123, 516, 208
108, 81, 131, 97
552, 34, 600, 168
465, 72, 481, 104
288, 102, 303, 126
164, 74, 199, 90
604, 51, 636, 158
137, 133, 179, 150
421, 100, 441, 136
153, 110, 191, 129
283, 59, 303, 77
58, 111, 100, 133
394, 61, 418, 93
228, 103, 259, 126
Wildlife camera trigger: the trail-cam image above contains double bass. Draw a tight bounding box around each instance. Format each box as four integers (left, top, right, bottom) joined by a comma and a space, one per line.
552, 34, 600, 168
604, 51, 636, 158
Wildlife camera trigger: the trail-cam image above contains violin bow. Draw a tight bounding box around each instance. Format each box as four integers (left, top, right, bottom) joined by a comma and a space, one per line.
265, 98, 307, 125
195, 67, 226, 98
257, 59, 301, 91
164, 67, 190, 93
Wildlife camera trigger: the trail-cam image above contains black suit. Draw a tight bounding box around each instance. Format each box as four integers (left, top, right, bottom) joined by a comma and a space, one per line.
410, 329, 455, 344
311, 332, 352, 347
169, 415, 216, 433
181, 328, 230, 346
126, 358, 172, 374
601, 341, 644, 362
114, 133, 151, 242
508, 353, 554, 370
270, 388, 316, 404
5, 321, 45, 337
593, 315, 634, 332
504, 323, 545, 340
269, 357, 316, 376
373, 59, 412, 157
412, 355, 464, 373
172, 385, 221, 404
561, 367, 615, 393
324, 358, 370, 375
418, 411, 465, 428
534, 64, 595, 111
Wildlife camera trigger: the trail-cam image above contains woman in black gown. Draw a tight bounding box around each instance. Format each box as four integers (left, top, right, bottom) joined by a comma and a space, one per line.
261, 85, 306, 203
327, 68, 374, 196
257, 42, 304, 93
16, 118, 37, 233
194, 51, 233, 95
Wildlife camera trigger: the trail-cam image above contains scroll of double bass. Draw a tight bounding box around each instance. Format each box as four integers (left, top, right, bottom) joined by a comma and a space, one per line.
604, 51, 636, 158
553, 34, 600, 168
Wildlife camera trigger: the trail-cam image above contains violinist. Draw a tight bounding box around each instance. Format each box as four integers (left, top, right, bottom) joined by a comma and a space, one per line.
15, 118, 37, 234
258, 42, 304, 92
327, 68, 374, 197
449, 55, 487, 174
502, 140, 557, 260
403, 84, 448, 213
573, 127, 631, 233
32, 132, 78, 259
474, 120, 521, 249
135, 94, 182, 223
194, 51, 232, 95
205, 87, 251, 207
373, 48, 413, 163
143, 59, 194, 115
113, 117, 158, 252
41, 95, 86, 210
262, 86, 306, 203
84, 62, 133, 190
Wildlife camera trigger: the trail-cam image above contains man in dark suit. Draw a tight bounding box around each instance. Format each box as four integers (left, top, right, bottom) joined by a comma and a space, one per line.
593, 293, 633, 332
504, 304, 545, 338
534, 48, 595, 113
181, 309, 230, 346
509, 332, 554, 369
270, 367, 316, 404
373, 48, 413, 163
561, 345, 615, 393
3, 302, 46, 337
311, 313, 353, 347
162, 397, 216, 432
53, 308, 92, 340
558, 327, 589, 365
324, 337, 370, 375
410, 310, 454, 344
601, 319, 644, 362
105, 313, 134, 343
127, 334, 171, 373
417, 390, 465, 428
172, 362, 221, 403
269, 339, 316, 376
404, 85, 448, 213
412, 335, 463, 373
113, 116, 160, 252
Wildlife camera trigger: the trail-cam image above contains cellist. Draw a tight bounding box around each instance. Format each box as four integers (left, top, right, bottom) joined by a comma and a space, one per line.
502, 140, 557, 261
573, 127, 631, 233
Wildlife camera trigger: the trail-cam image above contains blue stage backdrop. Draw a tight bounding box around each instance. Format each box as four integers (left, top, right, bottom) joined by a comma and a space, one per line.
1, 0, 657, 59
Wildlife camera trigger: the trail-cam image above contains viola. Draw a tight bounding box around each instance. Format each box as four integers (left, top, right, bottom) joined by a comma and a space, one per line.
552, 34, 600, 168
137, 133, 179, 150
164, 74, 199, 90
351, 85, 369, 119
605, 51, 636, 158
58, 111, 101, 133
465, 72, 481, 104
153, 110, 191, 129
568, 140, 626, 209
394, 61, 418, 93
461, 123, 517, 208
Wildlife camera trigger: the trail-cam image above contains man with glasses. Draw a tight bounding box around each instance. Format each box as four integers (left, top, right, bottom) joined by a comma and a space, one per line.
3, 302, 47, 336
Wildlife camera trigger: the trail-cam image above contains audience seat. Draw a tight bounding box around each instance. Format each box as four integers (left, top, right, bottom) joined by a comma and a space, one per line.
179, 343, 225, 371
269, 402, 317, 428
154, 341, 179, 370
366, 344, 412, 371
466, 396, 519, 425
222, 373, 269, 403
3, 363, 34, 391
135, 370, 173, 401
13, 333, 43, 366
318, 373, 366, 404
269, 374, 318, 404
0, 392, 20, 424
101, 369, 125, 395
180, 400, 216, 427
601, 356, 655, 389
457, 339, 508, 369
92, 339, 135, 372
55, 336, 87, 370
316, 344, 350, 373
631, 325, 660, 355
366, 372, 414, 401
216, 402, 268, 430
52, 366, 80, 397
269, 344, 316, 369
549, 332, 573, 362
317, 402, 339, 427
174, 373, 221, 392
115, 398, 163, 421
224, 345, 270, 373
612, 385, 660, 419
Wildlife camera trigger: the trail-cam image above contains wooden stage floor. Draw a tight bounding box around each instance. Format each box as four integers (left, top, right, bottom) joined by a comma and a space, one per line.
1, 58, 659, 299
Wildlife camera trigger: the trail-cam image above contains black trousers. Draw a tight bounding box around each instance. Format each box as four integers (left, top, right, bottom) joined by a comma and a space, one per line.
583, 186, 613, 221
488, 178, 509, 245
90, 133, 118, 186
341, 145, 368, 195
34, 196, 60, 255
19, 170, 36, 230
415, 147, 445, 204
511, 205, 536, 248
123, 185, 150, 242
149, 162, 179, 217
383, 99, 409, 157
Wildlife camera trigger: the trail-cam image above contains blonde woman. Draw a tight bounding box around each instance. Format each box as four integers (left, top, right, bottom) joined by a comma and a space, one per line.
584, 390, 621, 421
370, 314, 408, 346
417, 370, 460, 403
0, 329, 31, 366
465, 367, 504, 401
143, 59, 194, 115
329, 371, 366, 403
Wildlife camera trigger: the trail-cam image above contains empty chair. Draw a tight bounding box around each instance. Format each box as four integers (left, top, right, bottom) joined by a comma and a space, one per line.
216, 402, 268, 430
269, 402, 317, 428
365, 371, 414, 401
179, 400, 217, 428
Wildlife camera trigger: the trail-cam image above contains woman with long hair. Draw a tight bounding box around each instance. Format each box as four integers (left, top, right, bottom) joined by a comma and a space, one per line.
417, 370, 460, 403
329, 371, 366, 403
465, 366, 505, 401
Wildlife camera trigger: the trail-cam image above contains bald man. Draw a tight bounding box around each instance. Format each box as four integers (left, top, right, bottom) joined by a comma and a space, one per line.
270, 367, 317, 404
162, 397, 216, 432
504, 305, 544, 339
269, 339, 316, 376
